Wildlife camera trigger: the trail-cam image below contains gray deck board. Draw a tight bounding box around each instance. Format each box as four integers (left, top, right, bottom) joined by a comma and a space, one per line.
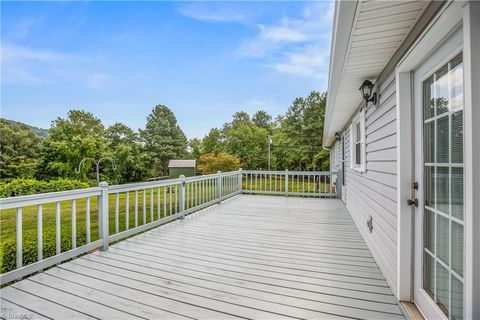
0, 195, 405, 319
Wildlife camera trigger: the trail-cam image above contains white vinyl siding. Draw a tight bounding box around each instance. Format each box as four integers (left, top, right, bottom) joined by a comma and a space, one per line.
341, 71, 398, 294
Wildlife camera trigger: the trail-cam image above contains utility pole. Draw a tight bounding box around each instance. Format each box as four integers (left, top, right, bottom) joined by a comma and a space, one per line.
268, 136, 272, 171
76, 157, 116, 186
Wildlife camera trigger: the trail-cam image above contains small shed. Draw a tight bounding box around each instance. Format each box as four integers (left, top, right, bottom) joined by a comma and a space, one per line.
168, 160, 196, 178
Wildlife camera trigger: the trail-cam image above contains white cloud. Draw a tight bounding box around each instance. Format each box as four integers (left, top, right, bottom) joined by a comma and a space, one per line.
237, 1, 333, 79
2, 43, 71, 62
270, 45, 329, 79
177, 4, 250, 23
1, 42, 110, 88
86, 72, 109, 89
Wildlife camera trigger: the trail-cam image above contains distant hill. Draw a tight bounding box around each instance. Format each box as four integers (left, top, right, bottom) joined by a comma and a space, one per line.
2, 118, 49, 138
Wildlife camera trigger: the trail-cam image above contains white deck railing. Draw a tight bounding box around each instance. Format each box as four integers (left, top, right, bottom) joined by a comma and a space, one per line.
0, 169, 338, 285
243, 170, 338, 198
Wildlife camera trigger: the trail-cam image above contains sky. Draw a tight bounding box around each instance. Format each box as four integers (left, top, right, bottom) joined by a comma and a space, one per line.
1, 1, 333, 139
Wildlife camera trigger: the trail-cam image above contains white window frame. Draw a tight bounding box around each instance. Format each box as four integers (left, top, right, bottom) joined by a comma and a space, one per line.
349, 108, 366, 172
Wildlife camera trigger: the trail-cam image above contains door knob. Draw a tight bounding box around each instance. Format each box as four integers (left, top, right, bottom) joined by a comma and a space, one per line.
407, 198, 418, 207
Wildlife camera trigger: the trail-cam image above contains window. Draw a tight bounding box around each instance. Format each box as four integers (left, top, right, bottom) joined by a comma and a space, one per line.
350, 109, 366, 172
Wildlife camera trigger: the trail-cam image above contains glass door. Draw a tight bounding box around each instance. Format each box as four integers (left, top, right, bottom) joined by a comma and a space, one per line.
416, 53, 464, 320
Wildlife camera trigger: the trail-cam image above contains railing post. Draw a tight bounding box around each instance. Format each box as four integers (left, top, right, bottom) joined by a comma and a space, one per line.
179, 175, 186, 219
238, 168, 243, 193
99, 181, 109, 251
216, 171, 222, 203
285, 169, 289, 197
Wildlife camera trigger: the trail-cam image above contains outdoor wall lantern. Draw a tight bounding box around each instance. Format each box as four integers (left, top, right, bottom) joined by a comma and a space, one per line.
335, 132, 341, 141
359, 80, 377, 107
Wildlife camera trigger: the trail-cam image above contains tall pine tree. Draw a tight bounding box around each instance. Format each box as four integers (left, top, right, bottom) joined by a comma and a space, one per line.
140, 105, 187, 177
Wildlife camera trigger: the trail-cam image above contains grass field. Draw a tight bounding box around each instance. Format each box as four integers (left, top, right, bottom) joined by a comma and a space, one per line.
0, 175, 333, 273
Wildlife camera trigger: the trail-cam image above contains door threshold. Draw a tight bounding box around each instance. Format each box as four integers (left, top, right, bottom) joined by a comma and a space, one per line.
401, 302, 425, 320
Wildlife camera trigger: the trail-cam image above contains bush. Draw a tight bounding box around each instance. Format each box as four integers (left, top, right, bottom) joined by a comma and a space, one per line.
0, 178, 90, 197
198, 152, 241, 174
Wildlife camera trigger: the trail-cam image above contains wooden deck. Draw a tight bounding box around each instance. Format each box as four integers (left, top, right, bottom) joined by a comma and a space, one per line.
0, 195, 405, 320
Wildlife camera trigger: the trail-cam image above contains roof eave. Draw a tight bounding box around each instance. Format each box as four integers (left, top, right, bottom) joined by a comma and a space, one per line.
323, 0, 358, 147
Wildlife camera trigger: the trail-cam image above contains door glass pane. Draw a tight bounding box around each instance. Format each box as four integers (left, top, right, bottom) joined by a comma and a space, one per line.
435, 64, 449, 116
448, 55, 463, 111
451, 276, 464, 320
424, 77, 435, 119
436, 167, 450, 214
437, 116, 449, 163
451, 167, 464, 220
424, 252, 435, 297
422, 53, 464, 320
425, 209, 435, 253
436, 215, 449, 263
436, 262, 450, 315
451, 221, 464, 277
425, 121, 435, 163
451, 111, 463, 163
425, 166, 435, 208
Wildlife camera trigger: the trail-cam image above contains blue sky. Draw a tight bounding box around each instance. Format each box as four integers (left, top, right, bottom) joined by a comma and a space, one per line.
1, 1, 333, 139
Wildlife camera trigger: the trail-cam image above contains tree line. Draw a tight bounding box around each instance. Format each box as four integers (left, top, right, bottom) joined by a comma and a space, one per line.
0, 91, 329, 188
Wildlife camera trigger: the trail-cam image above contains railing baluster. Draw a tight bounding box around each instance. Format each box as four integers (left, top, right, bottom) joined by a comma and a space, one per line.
150, 188, 154, 221
71, 199, 76, 249
86, 197, 91, 243
308, 175, 310, 195
56, 202, 61, 254
134, 191, 138, 227
175, 185, 178, 213
125, 192, 129, 231
163, 187, 167, 216
302, 175, 305, 194
157, 188, 161, 220
115, 193, 119, 234
16, 208, 22, 268
37, 204, 43, 261
168, 186, 172, 215
195, 181, 200, 206
143, 190, 147, 224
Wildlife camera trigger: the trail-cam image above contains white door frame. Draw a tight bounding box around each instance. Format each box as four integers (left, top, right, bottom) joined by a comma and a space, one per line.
413, 31, 463, 320
395, 2, 479, 319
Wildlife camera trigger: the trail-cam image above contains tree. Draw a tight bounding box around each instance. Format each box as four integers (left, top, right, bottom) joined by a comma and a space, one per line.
224, 122, 269, 170
140, 105, 187, 177
252, 110, 272, 130
202, 128, 224, 154
105, 123, 146, 183
188, 138, 203, 160
0, 119, 43, 180
198, 152, 241, 174
273, 91, 328, 170
35, 110, 109, 181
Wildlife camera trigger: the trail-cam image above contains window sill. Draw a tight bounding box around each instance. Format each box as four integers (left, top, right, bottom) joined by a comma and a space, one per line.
352, 167, 366, 173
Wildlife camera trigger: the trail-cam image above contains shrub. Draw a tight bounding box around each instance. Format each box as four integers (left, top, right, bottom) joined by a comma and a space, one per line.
0, 178, 90, 197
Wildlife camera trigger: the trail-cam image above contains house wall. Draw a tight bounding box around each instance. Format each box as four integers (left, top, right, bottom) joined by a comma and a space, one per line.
331, 71, 398, 293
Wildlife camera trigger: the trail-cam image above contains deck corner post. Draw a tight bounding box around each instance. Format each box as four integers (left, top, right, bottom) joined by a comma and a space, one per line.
285, 169, 289, 197
179, 175, 186, 219
99, 181, 109, 251
238, 168, 243, 193
216, 171, 222, 203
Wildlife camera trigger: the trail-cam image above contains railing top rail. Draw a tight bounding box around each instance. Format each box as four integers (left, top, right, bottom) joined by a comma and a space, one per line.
242, 170, 337, 175
108, 177, 183, 193
0, 187, 102, 210
108, 171, 240, 192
